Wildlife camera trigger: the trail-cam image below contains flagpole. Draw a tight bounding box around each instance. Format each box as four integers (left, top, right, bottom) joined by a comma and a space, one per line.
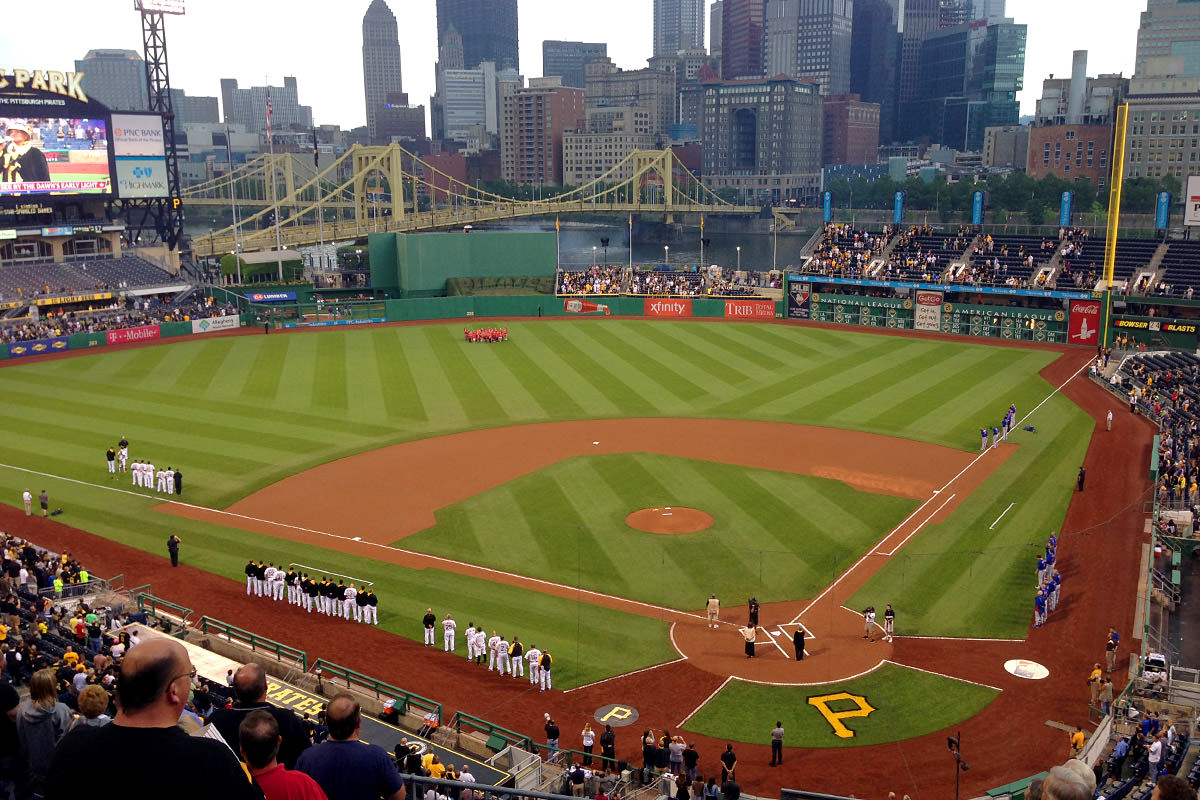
555, 216, 560, 271
266, 90, 283, 281
628, 214, 633, 270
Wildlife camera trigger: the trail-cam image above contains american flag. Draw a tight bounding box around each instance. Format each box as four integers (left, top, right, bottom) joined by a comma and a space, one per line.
266, 93, 273, 136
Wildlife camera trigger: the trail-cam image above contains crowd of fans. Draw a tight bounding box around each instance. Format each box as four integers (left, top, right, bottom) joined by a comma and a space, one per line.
802, 223, 891, 278
0, 295, 235, 344
557, 267, 624, 295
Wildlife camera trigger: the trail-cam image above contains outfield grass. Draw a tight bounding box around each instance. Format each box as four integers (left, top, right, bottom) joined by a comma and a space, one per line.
0, 321, 1090, 668
688, 664, 999, 747
402, 453, 918, 609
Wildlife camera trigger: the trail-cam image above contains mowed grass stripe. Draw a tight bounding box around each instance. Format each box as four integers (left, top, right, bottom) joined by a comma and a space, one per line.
530, 325, 652, 413
172, 337, 238, 394
109, 344, 175, 383
481, 335, 586, 420
421, 328, 508, 424
509, 327, 621, 416
239, 334, 290, 401
310, 334, 349, 409
559, 322, 708, 406
457, 343, 549, 421
620, 323, 756, 389
794, 342, 952, 420
679, 324, 790, 372
368, 329, 427, 423
863, 351, 1008, 430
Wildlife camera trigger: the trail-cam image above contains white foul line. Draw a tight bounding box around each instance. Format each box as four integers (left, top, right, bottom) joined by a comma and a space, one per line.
989, 502, 1016, 530
564, 657, 688, 694
759, 626, 789, 657
885, 659, 1002, 691
677, 675, 732, 729
878, 492, 956, 557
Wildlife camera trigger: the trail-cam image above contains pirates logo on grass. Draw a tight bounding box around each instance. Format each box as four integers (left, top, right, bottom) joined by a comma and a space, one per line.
807, 691, 876, 738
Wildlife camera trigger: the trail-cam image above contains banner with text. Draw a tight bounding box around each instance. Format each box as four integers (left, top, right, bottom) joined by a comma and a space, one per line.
643, 298, 692, 317
913, 290, 944, 331
248, 291, 298, 303
8, 337, 68, 358
1187, 175, 1200, 227
106, 325, 161, 345
788, 282, 812, 320
1068, 300, 1101, 346
724, 299, 776, 319
191, 315, 241, 334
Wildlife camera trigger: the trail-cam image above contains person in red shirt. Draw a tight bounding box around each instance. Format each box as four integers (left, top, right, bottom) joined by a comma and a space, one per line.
240, 710, 329, 800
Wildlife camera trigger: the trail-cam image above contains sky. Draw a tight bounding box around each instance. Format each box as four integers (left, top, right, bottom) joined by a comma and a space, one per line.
1, 0, 1144, 131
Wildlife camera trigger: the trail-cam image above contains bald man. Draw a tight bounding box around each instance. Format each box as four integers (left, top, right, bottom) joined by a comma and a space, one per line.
44, 638, 259, 800
296, 692, 404, 800
209, 662, 311, 769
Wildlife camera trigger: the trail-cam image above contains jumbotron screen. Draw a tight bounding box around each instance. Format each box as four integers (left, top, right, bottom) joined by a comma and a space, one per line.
0, 115, 112, 197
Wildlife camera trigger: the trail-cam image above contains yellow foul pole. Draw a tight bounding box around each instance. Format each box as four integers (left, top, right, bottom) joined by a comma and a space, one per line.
1103, 104, 1129, 290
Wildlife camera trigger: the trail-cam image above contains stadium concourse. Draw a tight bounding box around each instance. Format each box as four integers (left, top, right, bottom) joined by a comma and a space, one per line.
0, 324, 1152, 800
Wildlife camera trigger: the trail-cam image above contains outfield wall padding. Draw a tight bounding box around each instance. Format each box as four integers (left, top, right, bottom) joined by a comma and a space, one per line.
68, 332, 107, 351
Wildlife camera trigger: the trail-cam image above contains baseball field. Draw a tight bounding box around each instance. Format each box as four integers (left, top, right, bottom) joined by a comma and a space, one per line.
0, 316, 1132, 795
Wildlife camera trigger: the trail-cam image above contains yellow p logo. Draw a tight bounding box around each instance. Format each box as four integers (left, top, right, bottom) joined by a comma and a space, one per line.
807, 692, 876, 739
599, 706, 634, 723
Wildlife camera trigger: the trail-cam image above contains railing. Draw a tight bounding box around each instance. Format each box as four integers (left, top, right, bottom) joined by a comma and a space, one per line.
134, 591, 194, 627
196, 616, 307, 672
310, 658, 440, 717
452, 710, 534, 752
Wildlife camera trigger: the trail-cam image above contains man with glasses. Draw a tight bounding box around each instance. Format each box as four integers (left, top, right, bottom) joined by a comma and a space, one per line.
44, 638, 258, 799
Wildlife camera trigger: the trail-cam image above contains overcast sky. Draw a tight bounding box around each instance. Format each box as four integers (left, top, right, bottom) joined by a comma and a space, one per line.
2, 0, 1143, 130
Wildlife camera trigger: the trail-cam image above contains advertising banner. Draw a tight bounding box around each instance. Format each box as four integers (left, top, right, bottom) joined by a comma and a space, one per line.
1068, 300, 1101, 346
913, 290, 944, 332
893, 191, 905, 225
822, 191, 832, 223
972, 191, 984, 225
8, 336, 68, 358
111, 114, 166, 158
563, 298, 612, 315
115, 158, 169, 198
788, 281, 812, 320
191, 315, 241, 334
248, 291, 297, 302
1156, 192, 1172, 230
1186, 176, 1200, 228
724, 299, 775, 319
1059, 191, 1074, 227
106, 325, 161, 345
643, 298, 692, 317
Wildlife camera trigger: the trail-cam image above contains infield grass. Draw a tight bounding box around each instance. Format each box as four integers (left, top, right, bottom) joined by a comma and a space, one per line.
0, 320, 1091, 666
688, 664, 999, 748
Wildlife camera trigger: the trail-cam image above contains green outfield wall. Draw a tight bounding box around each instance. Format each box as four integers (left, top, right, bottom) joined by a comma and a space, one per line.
368, 231, 557, 298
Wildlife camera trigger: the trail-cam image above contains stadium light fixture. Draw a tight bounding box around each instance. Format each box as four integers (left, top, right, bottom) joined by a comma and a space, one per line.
136, 0, 186, 14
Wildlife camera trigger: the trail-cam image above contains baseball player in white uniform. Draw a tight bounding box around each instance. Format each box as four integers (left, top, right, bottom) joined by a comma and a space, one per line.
131, 461, 141, 487
443, 614, 457, 651
496, 636, 510, 675
342, 584, 357, 619
473, 627, 487, 664
464, 623, 476, 660
118, 446, 128, 473
145, 461, 155, 489
487, 631, 501, 671
263, 564, 278, 600
525, 644, 542, 686
509, 637, 524, 678
155, 468, 166, 493
539, 651, 553, 691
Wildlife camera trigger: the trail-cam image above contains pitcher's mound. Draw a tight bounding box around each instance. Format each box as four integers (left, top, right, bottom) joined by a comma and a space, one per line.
626, 506, 714, 534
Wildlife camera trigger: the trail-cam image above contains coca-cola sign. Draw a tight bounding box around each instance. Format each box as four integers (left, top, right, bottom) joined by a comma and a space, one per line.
1068, 300, 1100, 346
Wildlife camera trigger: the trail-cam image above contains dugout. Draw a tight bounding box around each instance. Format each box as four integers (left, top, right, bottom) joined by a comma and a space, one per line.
368, 231, 556, 299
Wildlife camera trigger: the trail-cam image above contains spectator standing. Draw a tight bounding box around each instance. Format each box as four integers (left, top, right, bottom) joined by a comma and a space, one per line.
600, 724, 616, 771
581, 722, 595, 766
1152, 775, 1193, 800
1099, 678, 1114, 716
167, 535, 182, 567
38, 489, 48, 517
683, 742, 699, 782
16, 668, 72, 795
240, 710, 329, 800
45, 638, 259, 800
296, 692, 404, 800
0, 656, 24, 799
719, 744, 737, 783
1148, 732, 1163, 784
1069, 726, 1085, 759
209, 663, 312, 769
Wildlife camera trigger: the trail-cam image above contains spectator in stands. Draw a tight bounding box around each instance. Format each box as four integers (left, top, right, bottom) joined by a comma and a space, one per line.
209, 662, 311, 769
296, 692, 405, 800
1040, 763, 1092, 800
16, 667, 72, 795
240, 709, 330, 800
0, 654, 24, 800
1152, 775, 1194, 800
73, 683, 112, 727
45, 637, 259, 800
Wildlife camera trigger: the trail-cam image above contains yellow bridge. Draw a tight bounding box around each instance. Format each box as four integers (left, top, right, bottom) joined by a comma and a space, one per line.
182, 145, 770, 254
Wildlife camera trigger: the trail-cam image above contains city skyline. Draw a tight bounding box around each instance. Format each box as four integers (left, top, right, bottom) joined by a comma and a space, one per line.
1, 0, 1142, 133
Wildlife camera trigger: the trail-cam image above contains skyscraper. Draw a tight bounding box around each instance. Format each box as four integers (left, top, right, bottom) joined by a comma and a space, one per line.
722, 0, 766, 79
898, 0, 940, 104
75, 49, 149, 111
765, 0, 853, 95
1135, 0, 1200, 79
710, 1, 725, 65
542, 41, 609, 88
851, 0, 901, 142
655, 0, 707, 57
363, 0, 404, 142
436, 0, 519, 71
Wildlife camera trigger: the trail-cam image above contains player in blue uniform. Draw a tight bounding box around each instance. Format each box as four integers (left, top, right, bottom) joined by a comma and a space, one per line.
980, 427, 988, 450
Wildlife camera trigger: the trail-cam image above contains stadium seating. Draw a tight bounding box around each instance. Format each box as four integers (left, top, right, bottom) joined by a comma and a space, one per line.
1158, 241, 1200, 296
801, 224, 890, 278
0, 254, 180, 303
1060, 237, 1161, 291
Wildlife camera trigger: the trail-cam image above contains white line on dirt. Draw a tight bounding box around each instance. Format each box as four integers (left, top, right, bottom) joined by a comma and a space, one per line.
564, 657, 688, 694
677, 675, 732, 728
885, 659, 1002, 691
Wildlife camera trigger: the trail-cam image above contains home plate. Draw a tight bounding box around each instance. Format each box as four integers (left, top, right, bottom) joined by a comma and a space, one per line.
771, 631, 782, 637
